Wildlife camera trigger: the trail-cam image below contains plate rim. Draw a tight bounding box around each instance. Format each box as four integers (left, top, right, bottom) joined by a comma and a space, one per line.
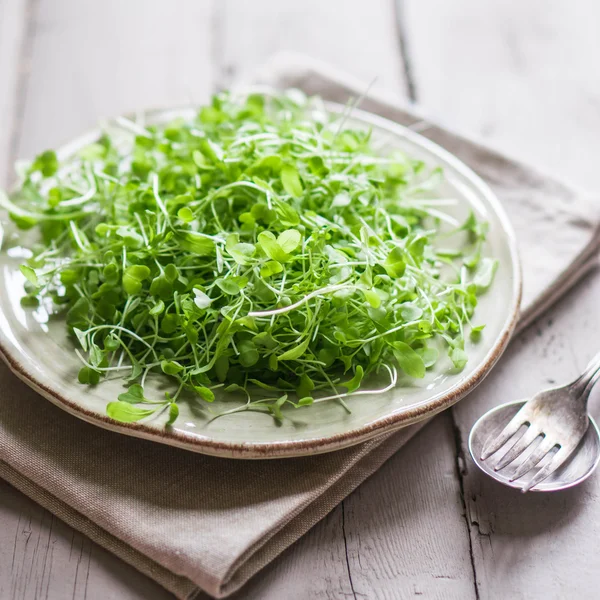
0, 102, 522, 459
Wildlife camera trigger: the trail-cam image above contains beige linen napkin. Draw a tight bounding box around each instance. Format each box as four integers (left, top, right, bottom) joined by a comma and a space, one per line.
1, 54, 599, 599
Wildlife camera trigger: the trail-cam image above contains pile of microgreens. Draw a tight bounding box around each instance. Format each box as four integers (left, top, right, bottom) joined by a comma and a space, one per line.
0, 90, 496, 425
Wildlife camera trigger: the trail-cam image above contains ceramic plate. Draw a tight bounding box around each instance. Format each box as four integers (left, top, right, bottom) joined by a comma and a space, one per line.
0, 103, 521, 459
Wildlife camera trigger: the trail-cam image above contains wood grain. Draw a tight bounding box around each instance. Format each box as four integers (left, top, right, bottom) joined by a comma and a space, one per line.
1, 1, 213, 598
4, 0, 599, 598
403, 0, 600, 188
15, 0, 214, 161
229, 506, 354, 600
215, 0, 407, 98
0, 480, 172, 600
454, 277, 600, 600
225, 415, 476, 600
404, 1, 600, 598
1, 1, 478, 598
0, 0, 30, 184
342, 413, 476, 600
217, 3, 475, 598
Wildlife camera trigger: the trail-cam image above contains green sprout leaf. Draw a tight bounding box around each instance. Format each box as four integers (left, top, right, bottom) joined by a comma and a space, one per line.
281, 164, 303, 197
117, 384, 147, 404
123, 265, 151, 295
19, 265, 38, 285
393, 342, 426, 379
470, 325, 485, 342
279, 336, 310, 361
166, 402, 179, 426
342, 366, 364, 393
7, 90, 495, 426
277, 229, 302, 254
106, 401, 156, 423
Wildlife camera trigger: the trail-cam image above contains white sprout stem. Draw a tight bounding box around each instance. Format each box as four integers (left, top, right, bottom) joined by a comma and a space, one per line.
69, 222, 90, 252
74, 349, 160, 373
248, 284, 356, 318
174, 229, 226, 244
94, 169, 121, 184
115, 116, 153, 138
0, 189, 86, 221
83, 325, 157, 352
152, 174, 170, 219
358, 319, 421, 344
134, 212, 149, 246
422, 207, 460, 227
312, 364, 397, 404
60, 164, 97, 207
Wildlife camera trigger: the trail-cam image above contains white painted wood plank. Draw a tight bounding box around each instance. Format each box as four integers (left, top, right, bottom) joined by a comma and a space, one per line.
219, 6, 477, 598
1, 1, 474, 598
0, 479, 171, 599
16, 0, 215, 161
0, 0, 29, 185
404, 0, 600, 189
454, 276, 600, 600
1, 1, 215, 598
216, 0, 407, 100
236, 416, 477, 600
343, 413, 476, 600
404, 1, 600, 597
234, 506, 355, 600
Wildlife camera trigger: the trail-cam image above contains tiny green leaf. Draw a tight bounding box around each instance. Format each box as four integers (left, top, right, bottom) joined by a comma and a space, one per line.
20, 265, 38, 285
296, 373, 315, 399
470, 325, 485, 342
393, 342, 426, 378
384, 247, 406, 278
118, 384, 147, 403
107, 401, 155, 423
166, 402, 179, 426
269, 394, 289, 421
238, 340, 259, 367
279, 336, 310, 361
122, 265, 150, 295
297, 397, 314, 406
260, 260, 283, 278
281, 164, 303, 197
78, 366, 100, 385
451, 347, 468, 370
361, 288, 380, 308
473, 259, 498, 293
194, 386, 215, 402
161, 360, 184, 375
216, 277, 241, 295
417, 347, 439, 368
257, 231, 288, 262
149, 299, 165, 316
73, 327, 88, 351
342, 365, 364, 393
277, 229, 301, 254
177, 207, 194, 222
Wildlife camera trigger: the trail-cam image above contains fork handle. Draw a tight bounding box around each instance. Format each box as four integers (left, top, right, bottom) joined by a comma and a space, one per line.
570, 351, 600, 402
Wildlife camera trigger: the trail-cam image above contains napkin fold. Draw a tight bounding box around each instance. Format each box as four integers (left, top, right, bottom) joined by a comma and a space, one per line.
1, 54, 599, 599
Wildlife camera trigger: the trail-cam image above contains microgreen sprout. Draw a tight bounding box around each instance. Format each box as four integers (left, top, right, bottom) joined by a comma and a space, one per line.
1, 90, 496, 425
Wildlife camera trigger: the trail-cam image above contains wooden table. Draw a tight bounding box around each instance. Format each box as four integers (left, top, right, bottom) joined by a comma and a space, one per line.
1, 1, 599, 598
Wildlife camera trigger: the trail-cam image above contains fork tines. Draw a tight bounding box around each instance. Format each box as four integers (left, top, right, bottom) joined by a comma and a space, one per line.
481, 415, 564, 492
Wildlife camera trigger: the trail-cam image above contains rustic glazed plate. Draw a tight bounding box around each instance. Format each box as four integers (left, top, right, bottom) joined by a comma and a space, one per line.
0, 103, 521, 459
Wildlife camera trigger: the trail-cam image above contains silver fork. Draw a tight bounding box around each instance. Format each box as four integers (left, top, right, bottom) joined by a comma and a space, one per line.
479, 351, 600, 492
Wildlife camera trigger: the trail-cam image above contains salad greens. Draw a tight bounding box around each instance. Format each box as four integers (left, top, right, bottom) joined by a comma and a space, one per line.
0, 90, 496, 425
